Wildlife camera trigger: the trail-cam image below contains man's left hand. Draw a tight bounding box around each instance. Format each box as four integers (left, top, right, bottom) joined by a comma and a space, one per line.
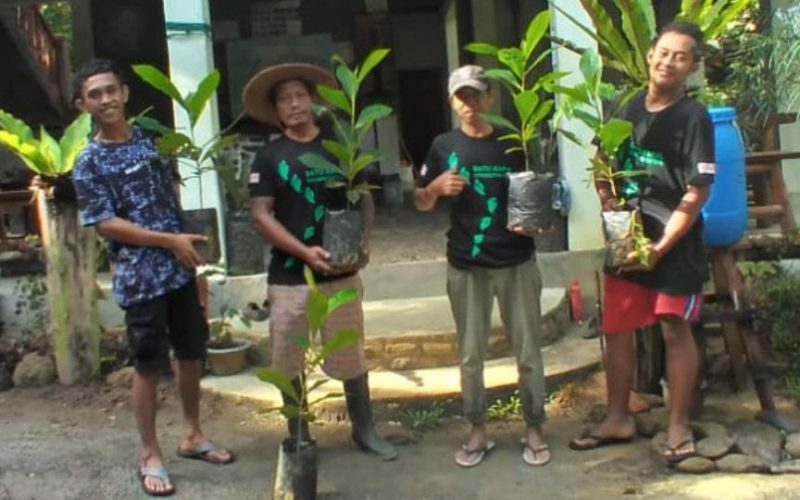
619, 244, 661, 272
509, 225, 551, 237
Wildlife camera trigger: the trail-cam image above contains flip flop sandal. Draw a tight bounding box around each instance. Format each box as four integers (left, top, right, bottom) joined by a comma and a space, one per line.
177, 441, 236, 465
520, 439, 551, 466
568, 429, 634, 451
139, 466, 175, 497
663, 438, 697, 465
455, 440, 496, 468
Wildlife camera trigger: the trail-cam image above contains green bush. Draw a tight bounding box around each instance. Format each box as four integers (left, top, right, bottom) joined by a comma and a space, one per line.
754, 271, 800, 378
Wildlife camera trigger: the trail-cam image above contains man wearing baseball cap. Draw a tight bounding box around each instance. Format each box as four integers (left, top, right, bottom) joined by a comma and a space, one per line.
245, 62, 397, 460
414, 65, 550, 467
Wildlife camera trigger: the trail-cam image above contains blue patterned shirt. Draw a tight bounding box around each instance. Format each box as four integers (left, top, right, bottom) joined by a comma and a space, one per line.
73, 127, 193, 307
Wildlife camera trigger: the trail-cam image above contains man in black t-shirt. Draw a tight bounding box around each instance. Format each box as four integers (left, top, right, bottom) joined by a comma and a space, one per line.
415, 65, 550, 468
244, 63, 397, 460
569, 23, 715, 465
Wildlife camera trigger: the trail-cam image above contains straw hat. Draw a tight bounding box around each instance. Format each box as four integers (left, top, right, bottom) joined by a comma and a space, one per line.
242, 63, 336, 126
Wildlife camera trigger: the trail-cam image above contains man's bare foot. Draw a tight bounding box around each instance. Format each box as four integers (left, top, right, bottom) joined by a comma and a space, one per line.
569, 414, 636, 450
522, 426, 550, 466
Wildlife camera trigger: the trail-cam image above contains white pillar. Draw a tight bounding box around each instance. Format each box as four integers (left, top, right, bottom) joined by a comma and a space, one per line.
551, 0, 604, 250
162, 0, 226, 261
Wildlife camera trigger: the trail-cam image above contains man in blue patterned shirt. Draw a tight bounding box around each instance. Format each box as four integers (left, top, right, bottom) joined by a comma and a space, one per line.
72, 59, 233, 497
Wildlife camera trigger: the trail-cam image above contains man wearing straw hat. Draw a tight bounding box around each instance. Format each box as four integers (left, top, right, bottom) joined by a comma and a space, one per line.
244, 62, 397, 460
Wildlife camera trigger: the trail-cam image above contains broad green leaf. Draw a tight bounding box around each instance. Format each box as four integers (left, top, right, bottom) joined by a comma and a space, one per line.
522, 10, 551, 58
290, 334, 311, 351
480, 113, 518, 132
156, 131, 193, 157
579, 50, 601, 93
352, 151, 380, 175
498, 132, 522, 143
465, 42, 499, 56
483, 69, 519, 90
186, 69, 221, 127
598, 118, 633, 156
556, 127, 584, 146
529, 99, 554, 128
255, 369, 299, 403
611, 0, 656, 78
356, 48, 391, 83
0, 131, 44, 173
279, 405, 302, 419
0, 109, 34, 142
200, 134, 239, 165
317, 85, 351, 114
59, 113, 91, 175
298, 152, 339, 172
335, 64, 358, 100
573, 109, 601, 131
327, 287, 358, 314
322, 139, 350, 165
513, 90, 540, 125
355, 104, 392, 130
306, 288, 328, 333
497, 47, 526, 79
132, 64, 187, 111
317, 328, 360, 360
39, 126, 61, 176
131, 115, 171, 135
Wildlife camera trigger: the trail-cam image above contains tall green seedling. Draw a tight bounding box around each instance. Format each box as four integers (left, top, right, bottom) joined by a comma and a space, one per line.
465, 10, 560, 172
298, 49, 393, 206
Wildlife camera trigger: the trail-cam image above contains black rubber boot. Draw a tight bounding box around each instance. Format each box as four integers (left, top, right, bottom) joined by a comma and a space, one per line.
344, 373, 398, 460
282, 377, 311, 446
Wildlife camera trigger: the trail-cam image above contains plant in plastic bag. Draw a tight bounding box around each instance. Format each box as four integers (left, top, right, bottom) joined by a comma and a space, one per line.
556, 50, 651, 266
298, 49, 393, 264
465, 11, 563, 231
255, 266, 361, 449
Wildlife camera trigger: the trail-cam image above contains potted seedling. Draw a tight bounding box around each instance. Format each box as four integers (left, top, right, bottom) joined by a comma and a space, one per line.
0, 110, 102, 385
256, 266, 361, 500
556, 50, 651, 266
215, 147, 264, 275
466, 11, 563, 232
132, 64, 240, 263
206, 305, 252, 376
298, 49, 392, 266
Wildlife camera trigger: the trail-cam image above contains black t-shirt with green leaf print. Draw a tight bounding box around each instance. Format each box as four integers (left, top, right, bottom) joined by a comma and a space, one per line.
612, 91, 715, 295
417, 128, 535, 269
249, 128, 356, 285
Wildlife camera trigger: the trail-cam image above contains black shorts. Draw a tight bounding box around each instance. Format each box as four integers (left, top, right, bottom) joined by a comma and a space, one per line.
124, 280, 208, 373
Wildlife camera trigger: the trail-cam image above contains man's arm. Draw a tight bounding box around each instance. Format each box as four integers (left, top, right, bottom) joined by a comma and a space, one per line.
250, 196, 333, 274
653, 184, 710, 257
414, 170, 466, 211
96, 217, 205, 268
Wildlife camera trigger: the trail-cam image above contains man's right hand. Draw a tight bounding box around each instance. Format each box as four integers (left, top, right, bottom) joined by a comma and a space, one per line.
428, 169, 467, 197
167, 234, 206, 268
303, 246, 335, 275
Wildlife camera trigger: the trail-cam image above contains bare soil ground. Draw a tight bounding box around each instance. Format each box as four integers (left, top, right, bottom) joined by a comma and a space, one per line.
1, 373, 799, 500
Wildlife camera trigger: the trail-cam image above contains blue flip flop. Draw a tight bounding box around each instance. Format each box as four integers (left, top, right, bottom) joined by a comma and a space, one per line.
455, 440, 496, 468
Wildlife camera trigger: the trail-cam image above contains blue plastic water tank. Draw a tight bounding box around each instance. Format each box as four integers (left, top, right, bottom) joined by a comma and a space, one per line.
702, 107, 747, 247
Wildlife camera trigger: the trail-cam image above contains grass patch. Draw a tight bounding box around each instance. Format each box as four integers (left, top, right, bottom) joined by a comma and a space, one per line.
398, 403, 445, 432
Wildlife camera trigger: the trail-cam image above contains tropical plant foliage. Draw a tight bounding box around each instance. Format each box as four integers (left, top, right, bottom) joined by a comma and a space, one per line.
299, 49, 393, 206
256, 266, 361, 445
465, 10, 561, 172
0, 110, 91, 179
132, 64, 239, 207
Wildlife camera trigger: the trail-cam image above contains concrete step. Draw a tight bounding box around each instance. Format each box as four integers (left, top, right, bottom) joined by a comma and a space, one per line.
237, 288, 569, 371
200, 323, 602, 411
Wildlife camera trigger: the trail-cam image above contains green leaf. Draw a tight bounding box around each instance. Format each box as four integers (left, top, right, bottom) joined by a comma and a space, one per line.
598, 118, 633, 156
352, 151, 380, 175
0, 131, 44, 174
497, 47, 526, 79
131, 115, 171, 135
39, 126, 61, 177
556, 127, 584, 146
321, 139, 350, 165
317, 328, 360, 360
279, 405, 302, 419
465, 42, 499, 56
317, 85, 352, 114
355, 104, 392, 130
255, 369, 299, 403
298, 152, 339, 172
327, 287, 358, 314
522, 10, 551, 58
132, 64, 188, 112
303, 265, 318, 292
579, 50, 601, 94
186, 69, 221, 127
529, 99, 554, 128
0, 109, 34, 142
356, 48, 391, 83
306, 378, 328, 394
335, 64, 358, 100
58, 113, 91, 175
306, 288, 328, 333
481, 113, 518, 132
498, 132, 522, 143
610, 0, 656, 78
483, 69, 519, 90
290, 335, 311, 351
513, 90, 540, 126
200, 134, 239, 165
156, 131, 194, 157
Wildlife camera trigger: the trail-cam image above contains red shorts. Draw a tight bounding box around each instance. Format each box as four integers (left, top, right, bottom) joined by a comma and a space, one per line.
601, 273, 702, 334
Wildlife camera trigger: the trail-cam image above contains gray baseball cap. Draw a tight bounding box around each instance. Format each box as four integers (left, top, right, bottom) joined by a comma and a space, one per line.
447, 65, 488, 97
